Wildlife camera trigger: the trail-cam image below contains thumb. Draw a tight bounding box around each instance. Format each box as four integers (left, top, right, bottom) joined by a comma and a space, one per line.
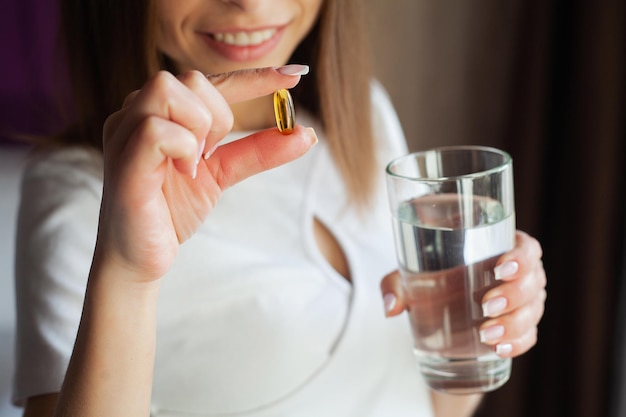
380, 270, 408, 317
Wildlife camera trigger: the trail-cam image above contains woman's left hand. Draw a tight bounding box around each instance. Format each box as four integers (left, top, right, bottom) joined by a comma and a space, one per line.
380, 230, 546, 358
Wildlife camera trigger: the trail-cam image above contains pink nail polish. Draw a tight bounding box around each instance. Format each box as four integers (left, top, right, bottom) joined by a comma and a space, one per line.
479, 325, 505, 343
494, 261, 519, 280
496, 343, 513, 356
275, 64, 310, 76
197, 139, 206, 165
482, 296, 508, 317
383, 293, 397, 314
203, 144, 218, 160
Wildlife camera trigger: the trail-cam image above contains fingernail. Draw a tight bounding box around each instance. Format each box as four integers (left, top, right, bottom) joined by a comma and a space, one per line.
197, 139, 206, 165
305, 127, 318, 146
494, 261, 519, 280
496, 343, 513, 356
480, 324, 505, 343
275, 64, 310, 76
383, 293, 397, 315
482, 296, 508, 317
203, 144, 218, 160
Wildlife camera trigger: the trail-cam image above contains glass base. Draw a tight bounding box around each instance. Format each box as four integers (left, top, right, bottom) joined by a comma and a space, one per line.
419, 355, 511, 395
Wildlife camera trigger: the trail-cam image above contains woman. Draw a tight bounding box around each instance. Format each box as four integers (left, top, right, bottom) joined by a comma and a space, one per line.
13, 0, 546, 416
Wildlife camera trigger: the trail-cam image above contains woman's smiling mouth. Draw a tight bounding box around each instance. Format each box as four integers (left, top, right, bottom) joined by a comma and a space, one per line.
201, 27, 284, 62
212, 28, 278, 46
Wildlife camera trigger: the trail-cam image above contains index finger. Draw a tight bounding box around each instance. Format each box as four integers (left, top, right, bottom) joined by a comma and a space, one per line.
206, 64, 309, 104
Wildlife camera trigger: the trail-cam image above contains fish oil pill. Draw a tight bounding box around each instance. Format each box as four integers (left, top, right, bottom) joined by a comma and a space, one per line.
273, 89, 295, 134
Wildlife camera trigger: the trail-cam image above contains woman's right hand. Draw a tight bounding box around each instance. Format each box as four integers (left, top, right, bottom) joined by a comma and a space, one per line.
96, 65, 316, 283
44, 66, 316, 416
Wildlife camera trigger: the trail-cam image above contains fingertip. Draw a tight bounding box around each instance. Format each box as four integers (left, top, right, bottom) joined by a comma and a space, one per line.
304, 126, 318, 147
495, 343, 514, 357
383, 293, 398, 317
274, 64, 310, 76
280, 125, 318, 153
203, 143, 219, 160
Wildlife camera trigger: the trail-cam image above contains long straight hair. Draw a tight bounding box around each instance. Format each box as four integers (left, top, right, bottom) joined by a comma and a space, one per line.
58, 0, 376, 205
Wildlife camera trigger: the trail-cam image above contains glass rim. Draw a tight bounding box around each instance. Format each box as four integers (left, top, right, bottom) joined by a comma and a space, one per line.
386, 145, 512, 182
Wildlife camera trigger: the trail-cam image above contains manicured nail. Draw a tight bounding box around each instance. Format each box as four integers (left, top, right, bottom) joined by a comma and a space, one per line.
496, 343, 513, 356
480, 324, 505, 343
482, 296, 508, 317
275, 64, 310, 76
494, 261, 519, 280
383, 293, 397, 315
196, 139, 206, 165
305, 127, 318, 146
203, 144, 218, 160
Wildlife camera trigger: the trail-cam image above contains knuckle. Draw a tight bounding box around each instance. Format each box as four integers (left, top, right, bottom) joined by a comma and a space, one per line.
502, 304, 534, 333
510, 328, 538, 356
508, 308, 529, 330
206, 67, 266, 89
206, 72, 231, 88
505, 280, 527, 305
179, 70, 208, 89
135, 116, 164, 144
380, 270, 400, 291
148, 70, 179, 95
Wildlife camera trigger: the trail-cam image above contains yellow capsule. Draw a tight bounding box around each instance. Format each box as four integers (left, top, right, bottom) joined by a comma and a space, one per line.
273, 89, 295, 134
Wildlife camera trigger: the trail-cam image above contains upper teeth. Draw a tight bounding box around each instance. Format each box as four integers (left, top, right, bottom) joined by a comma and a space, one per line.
213, 29, 277, 46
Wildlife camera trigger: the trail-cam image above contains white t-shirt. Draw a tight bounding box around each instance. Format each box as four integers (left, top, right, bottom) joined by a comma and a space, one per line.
13, 82, 434, 416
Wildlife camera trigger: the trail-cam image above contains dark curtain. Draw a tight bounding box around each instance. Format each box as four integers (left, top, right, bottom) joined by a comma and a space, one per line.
0, 0, 65, 144
613, 227, 626, 417
473, 1, 626, 417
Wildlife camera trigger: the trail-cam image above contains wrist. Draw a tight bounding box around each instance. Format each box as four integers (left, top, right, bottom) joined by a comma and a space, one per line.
91, 234, 172, 286
57, 252, 162, 415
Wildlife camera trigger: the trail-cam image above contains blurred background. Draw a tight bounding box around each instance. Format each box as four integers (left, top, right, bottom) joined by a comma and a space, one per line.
1, 0, 624, 416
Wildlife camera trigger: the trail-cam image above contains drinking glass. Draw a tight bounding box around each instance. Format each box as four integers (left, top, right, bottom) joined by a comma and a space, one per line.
386, 146, 515, 394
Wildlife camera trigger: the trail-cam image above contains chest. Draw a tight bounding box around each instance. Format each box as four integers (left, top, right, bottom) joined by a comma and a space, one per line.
151, 140, 398, 414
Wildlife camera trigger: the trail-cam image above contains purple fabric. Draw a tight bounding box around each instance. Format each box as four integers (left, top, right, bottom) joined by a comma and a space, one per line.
0, 0, 68, 144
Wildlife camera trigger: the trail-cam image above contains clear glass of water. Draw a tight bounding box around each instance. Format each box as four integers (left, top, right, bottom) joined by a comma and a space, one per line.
385, 146, 515, 394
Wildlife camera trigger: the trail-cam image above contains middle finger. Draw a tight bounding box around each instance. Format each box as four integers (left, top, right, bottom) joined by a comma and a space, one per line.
482, 262, 546, 318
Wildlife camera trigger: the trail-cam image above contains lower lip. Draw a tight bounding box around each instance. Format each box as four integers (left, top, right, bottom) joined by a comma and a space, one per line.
200, 28, 284, 63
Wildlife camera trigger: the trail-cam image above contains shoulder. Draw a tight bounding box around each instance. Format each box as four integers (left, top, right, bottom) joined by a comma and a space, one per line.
20, 145, 104, 214
16, 145, 103, 266
23, 145, 104, 190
